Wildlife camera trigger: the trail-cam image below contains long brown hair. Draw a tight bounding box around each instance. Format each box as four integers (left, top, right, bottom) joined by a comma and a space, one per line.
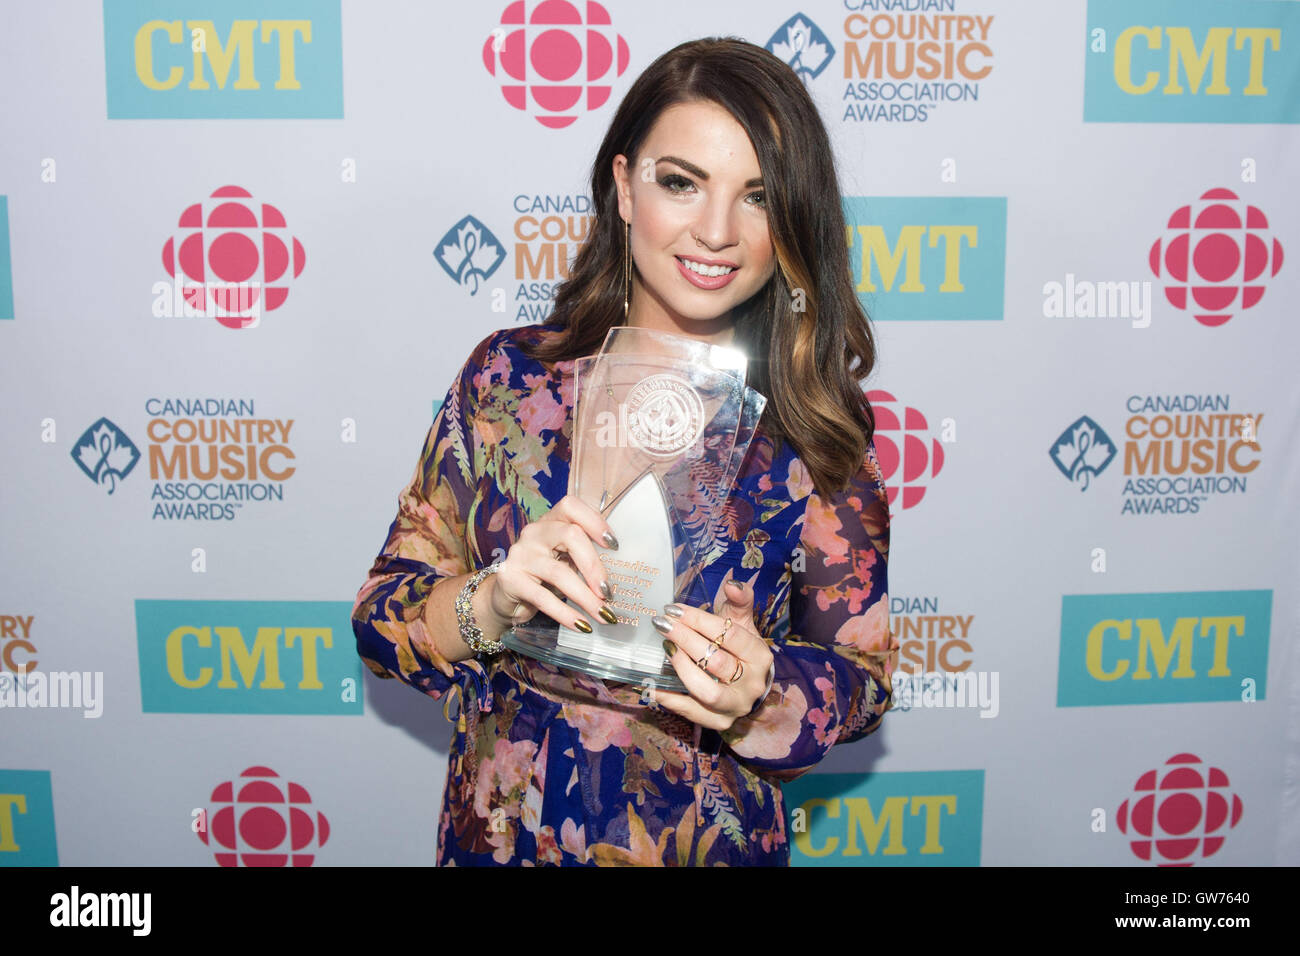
522, 36, 877, 498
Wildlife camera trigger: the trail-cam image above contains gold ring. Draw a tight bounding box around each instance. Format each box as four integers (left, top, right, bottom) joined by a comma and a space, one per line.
712, 617, 732, 649
728, 659, 744, 685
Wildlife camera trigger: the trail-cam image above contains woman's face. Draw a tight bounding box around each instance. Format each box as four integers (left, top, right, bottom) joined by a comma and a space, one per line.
614, 99, 777, 341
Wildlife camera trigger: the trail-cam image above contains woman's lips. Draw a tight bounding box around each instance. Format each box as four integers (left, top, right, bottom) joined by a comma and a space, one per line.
675, 256, 739, 289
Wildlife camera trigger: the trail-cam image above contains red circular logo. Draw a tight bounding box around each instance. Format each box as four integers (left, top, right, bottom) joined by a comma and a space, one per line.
1149, 188, 1283, 327
197, 766, 330, 866
1117, 753, 1243, 866
865, 389, 945, 510
482, 1, 630, 129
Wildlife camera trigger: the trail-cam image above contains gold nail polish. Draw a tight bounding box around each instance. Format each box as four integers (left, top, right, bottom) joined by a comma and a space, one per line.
602, 530, 620, 550
598, 605, 619, 625
574, 618, 593, 634
651, 615, 673, 635
662, 640, 676, 657
663, 604, 684, 619
599, 579, 614, 600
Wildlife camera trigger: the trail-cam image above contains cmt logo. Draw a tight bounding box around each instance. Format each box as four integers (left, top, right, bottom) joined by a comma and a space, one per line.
841, 197, 1005, 320
104, 1, 344, 118
0, 196, 12, 319
1117, 753, 1243, 866
135, 600, 363, 714
0, 770, 58, 866
158, 186, 307, 329
765, 14, 834, 84
865, 389, 946, 511
784, 770, 983, 866
482, 0, 630, 129
1057, 590, 1272, 707
435, 215, 506, 296
1084, 0, 1299, 123
196, 766, 329, 866
1149, 188, 1284, 327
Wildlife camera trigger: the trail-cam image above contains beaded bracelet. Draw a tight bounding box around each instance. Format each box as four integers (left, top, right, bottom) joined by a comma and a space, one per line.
455, 562, 505, 655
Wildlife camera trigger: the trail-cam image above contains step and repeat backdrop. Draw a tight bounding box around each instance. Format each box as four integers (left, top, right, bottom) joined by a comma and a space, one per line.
1, 0, 1297, 866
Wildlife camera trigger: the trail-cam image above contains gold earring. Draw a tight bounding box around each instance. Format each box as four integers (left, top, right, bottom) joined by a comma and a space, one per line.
623, 219, 630, 321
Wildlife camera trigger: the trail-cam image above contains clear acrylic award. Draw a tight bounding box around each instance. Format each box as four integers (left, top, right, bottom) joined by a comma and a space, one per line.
503, 326, 767, 692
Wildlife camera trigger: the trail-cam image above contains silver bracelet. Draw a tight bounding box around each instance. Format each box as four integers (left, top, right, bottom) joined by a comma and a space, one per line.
455, 562, 505, 655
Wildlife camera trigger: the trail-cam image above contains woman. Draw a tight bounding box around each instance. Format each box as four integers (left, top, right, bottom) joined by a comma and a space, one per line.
351, 36, 897, 866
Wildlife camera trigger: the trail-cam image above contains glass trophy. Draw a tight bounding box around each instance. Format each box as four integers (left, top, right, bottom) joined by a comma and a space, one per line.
503, 326, 767, 692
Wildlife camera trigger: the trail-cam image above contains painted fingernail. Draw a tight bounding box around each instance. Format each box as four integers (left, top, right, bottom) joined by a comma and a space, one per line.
574, 618, 593, 634
602, 530, 620, 550
663, 604, 683, 618
599, 579, 614, 600
651, 615, 674, 635
662, 639, 677, 657
598, 605, 619, 625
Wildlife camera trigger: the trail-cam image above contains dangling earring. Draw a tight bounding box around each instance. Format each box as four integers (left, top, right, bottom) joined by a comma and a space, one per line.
623, 218, 631, 322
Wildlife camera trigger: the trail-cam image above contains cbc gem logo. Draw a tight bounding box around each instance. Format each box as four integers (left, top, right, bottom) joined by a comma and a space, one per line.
1117, 754, 1243, 865
1084, 0, 1300, 123
136, 600, 363, 714
197, 766, 329, 866
0, 769, 58, 866
1057, 590, 1271, 706
866, 389, 946, 511
783, 770, 983, 866
104, 1, 344, 118
160, 186, 307, 329
1149, 188, 1284, 327
482, 0, 630, 129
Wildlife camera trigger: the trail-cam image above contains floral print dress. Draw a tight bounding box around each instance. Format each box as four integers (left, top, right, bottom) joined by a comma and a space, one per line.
351, 322, 896, 865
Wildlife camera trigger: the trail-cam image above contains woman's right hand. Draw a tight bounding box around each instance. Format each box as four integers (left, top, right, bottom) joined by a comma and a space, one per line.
482, 494, 621, 639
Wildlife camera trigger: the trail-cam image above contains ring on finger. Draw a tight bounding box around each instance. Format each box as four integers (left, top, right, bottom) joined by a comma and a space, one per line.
695, 642, 720, 678
712, 617, 732, 649
728, 659, 744, 685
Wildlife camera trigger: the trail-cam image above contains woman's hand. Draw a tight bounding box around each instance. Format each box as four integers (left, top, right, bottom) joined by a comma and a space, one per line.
650, 577, 774, 732
482, 494, 622, 641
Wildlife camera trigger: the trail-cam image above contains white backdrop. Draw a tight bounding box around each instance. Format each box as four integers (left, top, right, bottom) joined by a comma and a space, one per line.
1, 0, 1296, 866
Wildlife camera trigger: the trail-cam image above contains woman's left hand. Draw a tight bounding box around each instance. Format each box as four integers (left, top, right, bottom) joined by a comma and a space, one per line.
650, 578, 774, 732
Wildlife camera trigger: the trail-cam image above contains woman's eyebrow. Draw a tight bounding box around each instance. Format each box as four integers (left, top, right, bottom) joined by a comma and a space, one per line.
656, 155, 763, 188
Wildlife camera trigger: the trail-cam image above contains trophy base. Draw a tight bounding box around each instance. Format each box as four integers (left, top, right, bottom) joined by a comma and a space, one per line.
503, 615, 687, 693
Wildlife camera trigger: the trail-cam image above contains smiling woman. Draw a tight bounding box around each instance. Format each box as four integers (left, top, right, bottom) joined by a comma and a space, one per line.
352, 36, 898, 866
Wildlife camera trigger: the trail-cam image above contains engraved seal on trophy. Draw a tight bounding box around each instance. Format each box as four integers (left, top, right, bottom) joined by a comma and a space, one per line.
625, 373, 705, 458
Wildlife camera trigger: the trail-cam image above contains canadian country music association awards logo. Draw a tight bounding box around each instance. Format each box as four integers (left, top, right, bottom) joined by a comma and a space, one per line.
158, 185, 306, 329
1148, 188, 1284, 327
435, 215, 506, 295
71, 418, 140, 494
866, 389, 945, 510
1050, 393, 1261, 515
482, 0, 630, 129
196, 766, 330, 866
765, 15, 835, 84
1116, 753, 1243, 866
1050, 416, 1117, 491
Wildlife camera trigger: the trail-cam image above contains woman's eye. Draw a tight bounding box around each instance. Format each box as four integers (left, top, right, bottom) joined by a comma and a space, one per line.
658, 173, 693, 192
748, 190, 767, 209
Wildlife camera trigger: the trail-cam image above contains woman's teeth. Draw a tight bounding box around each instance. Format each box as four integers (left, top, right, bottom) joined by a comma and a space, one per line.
680, 258, 736, 277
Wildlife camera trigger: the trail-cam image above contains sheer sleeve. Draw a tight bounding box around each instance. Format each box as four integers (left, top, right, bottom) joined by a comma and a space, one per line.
350, 334, 497, 717
721, 438, 897, 782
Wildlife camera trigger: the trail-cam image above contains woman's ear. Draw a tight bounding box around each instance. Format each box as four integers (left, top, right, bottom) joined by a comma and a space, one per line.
612, 153, 632, 223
